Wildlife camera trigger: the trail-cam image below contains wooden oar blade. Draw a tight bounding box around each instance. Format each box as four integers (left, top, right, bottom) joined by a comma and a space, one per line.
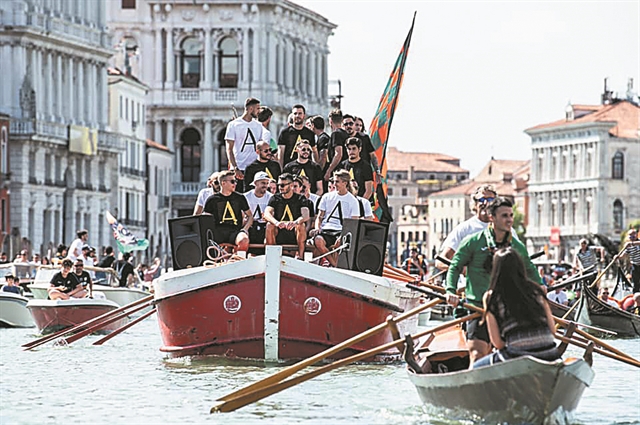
93, 308, 156, 346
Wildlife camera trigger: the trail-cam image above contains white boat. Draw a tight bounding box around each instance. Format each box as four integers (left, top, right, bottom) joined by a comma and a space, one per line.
0, 292, 35, 328
28, 266, 151, 308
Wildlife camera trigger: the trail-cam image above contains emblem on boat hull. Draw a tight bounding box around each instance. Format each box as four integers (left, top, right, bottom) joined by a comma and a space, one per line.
303, 297, 321, 315
223, 295, 242, 313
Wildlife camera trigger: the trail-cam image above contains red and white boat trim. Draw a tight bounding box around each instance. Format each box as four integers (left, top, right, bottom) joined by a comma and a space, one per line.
154, 246, 421, 361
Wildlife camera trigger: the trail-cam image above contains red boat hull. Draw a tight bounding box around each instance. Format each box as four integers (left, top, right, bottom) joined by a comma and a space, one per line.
155, 247, 421, 361
27, 299, 127, 335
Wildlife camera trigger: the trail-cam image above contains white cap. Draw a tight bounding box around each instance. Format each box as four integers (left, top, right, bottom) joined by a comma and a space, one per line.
251, 171, 270, 186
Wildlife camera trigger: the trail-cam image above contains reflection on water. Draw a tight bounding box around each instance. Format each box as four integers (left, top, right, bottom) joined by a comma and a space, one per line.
1, 316, 639, 424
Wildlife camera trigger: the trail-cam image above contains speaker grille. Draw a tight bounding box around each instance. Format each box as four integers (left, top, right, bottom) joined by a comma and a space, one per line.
175, 240, 203, 269
356, 244, 383, 274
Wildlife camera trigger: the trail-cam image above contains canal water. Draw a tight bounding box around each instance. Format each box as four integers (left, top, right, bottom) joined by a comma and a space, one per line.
1, 315, 639, 424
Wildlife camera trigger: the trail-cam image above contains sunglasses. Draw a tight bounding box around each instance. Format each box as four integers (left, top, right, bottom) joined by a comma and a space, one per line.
278, 182, 291, 188
343, 122, 354, 126
476, 197, 495, 203
224, 179, 237, 184
300, 148, 311, 152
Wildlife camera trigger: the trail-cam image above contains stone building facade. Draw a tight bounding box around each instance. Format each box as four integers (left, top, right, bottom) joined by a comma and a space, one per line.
525, 90, 640, 262
0, 0, 123, 258
106, 0, 335, 216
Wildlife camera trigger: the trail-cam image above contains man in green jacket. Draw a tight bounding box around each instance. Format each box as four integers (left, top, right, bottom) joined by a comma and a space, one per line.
445, 197, 542, 366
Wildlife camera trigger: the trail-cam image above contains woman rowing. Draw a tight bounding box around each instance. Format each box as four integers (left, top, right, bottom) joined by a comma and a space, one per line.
473, 247, 559, 368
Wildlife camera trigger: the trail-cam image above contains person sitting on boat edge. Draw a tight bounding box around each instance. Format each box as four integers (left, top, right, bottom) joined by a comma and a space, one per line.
546, 286, 569, 306
473, 247, 560, 369
1, 274, 23, 295
48, 259, 87, 300
623, 293, 640, 315
73, 259, 92, 290
445, 197, 542, 367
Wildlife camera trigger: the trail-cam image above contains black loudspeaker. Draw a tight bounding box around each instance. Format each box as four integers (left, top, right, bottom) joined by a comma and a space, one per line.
337, 218, 389, 276
168, 215, 216, 270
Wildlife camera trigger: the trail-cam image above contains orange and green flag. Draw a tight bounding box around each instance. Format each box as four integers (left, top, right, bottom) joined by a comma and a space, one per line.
371, 13, 416, 223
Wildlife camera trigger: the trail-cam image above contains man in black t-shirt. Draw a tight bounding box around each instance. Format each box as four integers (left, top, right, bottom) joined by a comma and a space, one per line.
347, 114, 380, 174
48, 258, 86, 299
264, 173, 310, 259
73, 259, 93, 288
309, 115, 330, 170
277, 104, 318, 168
112, 252, 135, 287
244, 140, 282, 191
204, 170, 254, 252
324, 109, 349, 184
282, 139, 324, 195
338, 137, 374, 199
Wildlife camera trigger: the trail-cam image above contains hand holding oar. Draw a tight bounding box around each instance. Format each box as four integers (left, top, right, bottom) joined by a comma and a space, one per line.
23, 294, 154, 350
211, 310, 480, 413
216, 297, 443, 404
589, 242, 630, 289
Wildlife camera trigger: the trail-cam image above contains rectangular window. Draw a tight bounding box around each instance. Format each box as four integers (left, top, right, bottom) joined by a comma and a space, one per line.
122, 0, 136, 9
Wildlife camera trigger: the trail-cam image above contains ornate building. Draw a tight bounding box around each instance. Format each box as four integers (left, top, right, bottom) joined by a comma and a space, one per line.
525, 82, 640, 261
106, 0, 335, 215
0, 0, 123, 258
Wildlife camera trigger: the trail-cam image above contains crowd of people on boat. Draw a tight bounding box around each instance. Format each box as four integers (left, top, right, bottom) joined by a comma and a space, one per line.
195, 98, 378, 266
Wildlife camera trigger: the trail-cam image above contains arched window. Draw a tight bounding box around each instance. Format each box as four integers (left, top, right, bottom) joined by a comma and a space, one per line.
180, 128, 201, 182
612, 151, 624, 179
181, 38, 202, 88
613, 199, 624, 230
219, 37, 239, 88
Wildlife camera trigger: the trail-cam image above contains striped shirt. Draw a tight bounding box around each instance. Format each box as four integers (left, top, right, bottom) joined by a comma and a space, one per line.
576, 249, 598, 269
624, 243, 640, 265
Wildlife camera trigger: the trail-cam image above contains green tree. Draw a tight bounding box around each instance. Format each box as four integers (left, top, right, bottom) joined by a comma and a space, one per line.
513, 205, 526, 243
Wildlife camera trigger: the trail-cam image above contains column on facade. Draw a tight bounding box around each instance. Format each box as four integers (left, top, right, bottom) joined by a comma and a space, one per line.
165, 28, 174, 87
202, 119, 213, 181
46, 51, 54, 119
33, 47, 43, 119
241, 28, 250, 87
77, 59, 85, 124
267, 30, 277, 85
308, 47, 316, 98
67, 55, 74, 121
322, 52, 328, 100
212, 34, 219, 87
166, 119, 174, 151
154, 29, 163, 87
285, 40, 293, 90
153, 120, 162, 144
251, 27, 260, 86
203, 28, 211, 88
56, 52, 63, 120
292, 43, 299, 92
300, 47, 308, 98
276, 37, 284, 87
100, 64, 108, 129
11, 43, 26, 115
316, 51, 323, 102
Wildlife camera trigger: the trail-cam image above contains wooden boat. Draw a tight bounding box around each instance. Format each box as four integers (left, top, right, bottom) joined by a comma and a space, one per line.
154, 246, 422, 361
576, 284, 640, 337
27, 298, 127, 335
548, 298, 575, 321
405, 327, 594, 425
0, 292, 35, 328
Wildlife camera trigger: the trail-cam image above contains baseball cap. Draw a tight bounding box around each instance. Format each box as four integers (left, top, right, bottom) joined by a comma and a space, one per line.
82, 244, 91, 251
251, 171, 270, 186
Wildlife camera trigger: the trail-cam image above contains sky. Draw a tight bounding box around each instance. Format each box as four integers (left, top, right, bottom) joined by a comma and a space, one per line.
293, 1, 639, 176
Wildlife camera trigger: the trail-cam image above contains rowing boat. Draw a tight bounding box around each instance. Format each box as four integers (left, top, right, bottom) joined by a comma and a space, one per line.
405, 327, 594, 424
576, 284, 640, 337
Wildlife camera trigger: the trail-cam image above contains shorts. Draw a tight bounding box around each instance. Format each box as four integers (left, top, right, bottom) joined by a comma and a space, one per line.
276, 228, 298, 245
248, 223, 266, 245
317, 229, 342, 248
214, 227, 242, 245
466, 315, 490, 344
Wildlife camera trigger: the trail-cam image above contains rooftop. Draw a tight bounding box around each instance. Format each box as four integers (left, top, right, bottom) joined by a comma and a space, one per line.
526, 100, 639, 139
386, 147, 468, 173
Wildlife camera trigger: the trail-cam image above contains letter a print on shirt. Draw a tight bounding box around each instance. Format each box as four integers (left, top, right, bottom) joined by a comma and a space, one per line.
221, 202, 239, 225
290, 135, 303, 159
241, 129, 257, 152
326, 201, 344, 226
252, 204, 263, 221
280, 205, 295, 222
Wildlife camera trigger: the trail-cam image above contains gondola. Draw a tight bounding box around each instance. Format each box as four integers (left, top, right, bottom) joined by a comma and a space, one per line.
576, 284, 640, 338
405, 327, 594, 424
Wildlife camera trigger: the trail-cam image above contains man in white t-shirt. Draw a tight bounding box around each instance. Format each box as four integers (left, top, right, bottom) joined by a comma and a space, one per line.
193, 172, 220, 215
225, 97, 264, 192
68, 229, 89, 261
311, 170, 360, 266
436, 185, 518, 270
244, 171, 272, 251
258, 106, 277, 153
546, 287, 568, 305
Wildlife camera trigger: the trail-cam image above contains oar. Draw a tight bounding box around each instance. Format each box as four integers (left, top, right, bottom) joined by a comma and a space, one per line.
553, 332, 640, 368
60, 301, 152, 345
408, 285, 640, 368
211, 311, 481, 413
554, 318, 616, 336
589, 242, 630, 289
215, 298, 443, 404
23, 294, 154, 350
407, 284, 481, 313
92, 308, 157, 345
547, 270, 597, 292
